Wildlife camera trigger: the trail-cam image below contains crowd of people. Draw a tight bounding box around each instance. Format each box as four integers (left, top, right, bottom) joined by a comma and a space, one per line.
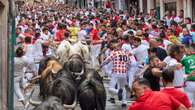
14, 2, 195, 110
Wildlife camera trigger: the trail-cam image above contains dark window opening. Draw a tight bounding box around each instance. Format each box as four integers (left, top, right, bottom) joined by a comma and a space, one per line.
164, 2, 176, 13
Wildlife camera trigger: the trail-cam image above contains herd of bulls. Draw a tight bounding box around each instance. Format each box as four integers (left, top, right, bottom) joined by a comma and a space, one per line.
29, 54, 106, 110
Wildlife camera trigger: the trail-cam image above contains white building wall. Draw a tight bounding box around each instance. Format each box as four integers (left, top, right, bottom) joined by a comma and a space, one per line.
138, 0, 155, 14
176, 0, 183, 15
147, 0, 154, 13
114, 0, 122, 11
139, 0, 143, 12
118, 0, 122, 10
157, 0, 192, 20
160, 0, 164, 19
186, 0, 192, 18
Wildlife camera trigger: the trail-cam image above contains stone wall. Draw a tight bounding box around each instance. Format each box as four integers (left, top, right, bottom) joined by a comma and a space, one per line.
0, 0, 8, 110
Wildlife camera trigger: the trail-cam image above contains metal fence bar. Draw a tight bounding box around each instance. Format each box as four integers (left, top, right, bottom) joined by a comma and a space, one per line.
8, 0, 16, 109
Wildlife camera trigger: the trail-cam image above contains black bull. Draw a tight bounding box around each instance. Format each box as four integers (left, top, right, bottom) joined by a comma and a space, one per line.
78, 69, 106, 110
33, 96, 65, 110
35, 57, 106, 110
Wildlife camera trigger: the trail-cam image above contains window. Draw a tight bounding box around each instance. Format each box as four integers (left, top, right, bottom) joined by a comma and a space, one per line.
164, 2, 176, 12
143, 0, 147, 14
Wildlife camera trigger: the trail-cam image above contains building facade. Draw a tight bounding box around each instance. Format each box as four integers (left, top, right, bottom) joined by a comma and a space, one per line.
112, 0, 194, 22
0, 0, 9, 110
139, 0, 194, 21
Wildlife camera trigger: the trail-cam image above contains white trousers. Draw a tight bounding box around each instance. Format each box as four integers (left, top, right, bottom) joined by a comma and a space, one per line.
173, 70, 185, 87
109, 74, 127, 103
127, 57, 138, 88
127, 66, 137, 89
14, 76, 24, 101
91, 44, 101, 68
185, 81, 195, 107
103, 62, 113, 76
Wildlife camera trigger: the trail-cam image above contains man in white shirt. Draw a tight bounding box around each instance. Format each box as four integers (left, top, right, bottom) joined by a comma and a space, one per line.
40, 27, 53, 56
41, 27, 51, 41
164, 56, 185, 87
131, 37, 149, 65
163, 45, 185, 88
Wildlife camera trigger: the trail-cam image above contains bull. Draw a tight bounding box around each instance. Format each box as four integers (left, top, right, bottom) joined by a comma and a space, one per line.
47, 69, 77, 109
66, 54, 106, 110
30, 39, 106, 110
56, 40, 91, 68
37, 57, 63, 99
30, 57, 77, 110
78, 69, 106, 110
33, 96, 64, 110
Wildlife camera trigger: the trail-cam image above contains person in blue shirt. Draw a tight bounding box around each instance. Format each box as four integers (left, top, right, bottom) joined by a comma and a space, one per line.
180, 28, 192, 47
190, 24, 195, 44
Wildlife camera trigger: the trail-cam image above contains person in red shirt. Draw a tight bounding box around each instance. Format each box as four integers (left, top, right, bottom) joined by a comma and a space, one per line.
129, 78, 187, 110
91, 24, 102, 68
55, 23, 66, 42
170, 21, 182, 37
105, 0, 112, 9
24, 28, 33, 38
161, 68, 192, 110
91, 24, 100, 42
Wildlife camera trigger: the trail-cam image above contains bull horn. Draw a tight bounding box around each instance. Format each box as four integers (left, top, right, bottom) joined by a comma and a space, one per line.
55, 56, 60, 60
78, 67, 84, 75
28, 88, 42, 106
63, 93, 77, 109
79, 67, 85, 75
29, 98, 42, 106
30, 75, 41, 82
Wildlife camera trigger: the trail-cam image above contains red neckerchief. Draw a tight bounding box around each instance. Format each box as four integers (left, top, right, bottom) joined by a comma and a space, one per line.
167, 16, 171, 19
163, 86, 175, 89
159, 43, 165, 48
191, 52, 195, 55
191, 30, 195, 32
179, 15, 183, 18
144, 38, 150, 42
32, 39, 37, 44
123, 41, 129, 44
24, 32, 32, 38
171, 16, 176, 19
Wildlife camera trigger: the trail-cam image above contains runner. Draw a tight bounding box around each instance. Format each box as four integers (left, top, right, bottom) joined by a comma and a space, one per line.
100, 39, 131, 107
14, 2, 195, 109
